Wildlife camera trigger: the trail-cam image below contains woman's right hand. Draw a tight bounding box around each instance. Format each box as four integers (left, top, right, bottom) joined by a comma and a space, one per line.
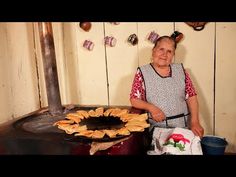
148, 104, 165, 122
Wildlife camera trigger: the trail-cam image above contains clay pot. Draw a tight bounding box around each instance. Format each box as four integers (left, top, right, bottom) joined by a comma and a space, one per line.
83, 40, 94, 51
171, 31, 184, 43
128, 34, 138, 46
185, 22, 208, 31
147, 31, 159, 44
79, 22, 92, 32
104, 36, 117, 47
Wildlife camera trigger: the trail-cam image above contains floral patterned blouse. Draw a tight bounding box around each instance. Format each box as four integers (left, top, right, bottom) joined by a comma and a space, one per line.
130, 68, 197, 101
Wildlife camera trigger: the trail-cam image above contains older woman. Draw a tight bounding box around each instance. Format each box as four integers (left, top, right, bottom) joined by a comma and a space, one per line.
130, 36, 204, 138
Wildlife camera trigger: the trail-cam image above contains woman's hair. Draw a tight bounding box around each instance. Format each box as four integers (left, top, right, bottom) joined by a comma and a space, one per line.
153, 35, 177, 49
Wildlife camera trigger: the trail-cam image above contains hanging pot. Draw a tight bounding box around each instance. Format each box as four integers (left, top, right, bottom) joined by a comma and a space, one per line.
185, 22, 208, 31
79, 22, 92, 32
171, 31, 184, 43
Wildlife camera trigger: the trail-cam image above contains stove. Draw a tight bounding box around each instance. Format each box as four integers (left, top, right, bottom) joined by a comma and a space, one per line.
0, 106, 151, 155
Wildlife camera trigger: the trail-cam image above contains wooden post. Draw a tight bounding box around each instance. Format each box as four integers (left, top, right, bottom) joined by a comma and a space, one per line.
38, 22, 63, 115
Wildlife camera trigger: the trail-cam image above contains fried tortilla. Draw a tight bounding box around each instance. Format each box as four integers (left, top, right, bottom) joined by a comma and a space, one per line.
125, 121, 150, 128
91, 130, 105, 139
76, 110, 89, 118
60, 124, 87, 134
114, 109, 129, 117
126, 125, 145, 132
110, 108, 122, 117
88, 109, 98, 117
75, 130, 94, 138
53, 119, 74, 126
120, 113, 140, 122
57, 124, 72, 132
103, 108, 115, 117
129, 113, 148, 121
95, 107, 104, 117
66, 113, 83, 118
116, 127, 130, 136
66, 115, 82, 123
103, 129, 117, 138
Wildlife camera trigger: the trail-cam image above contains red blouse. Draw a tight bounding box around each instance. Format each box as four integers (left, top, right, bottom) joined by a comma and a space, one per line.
130, 68, 197, 100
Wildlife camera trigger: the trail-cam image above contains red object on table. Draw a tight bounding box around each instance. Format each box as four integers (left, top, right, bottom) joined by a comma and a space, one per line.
70, 132, 148, 155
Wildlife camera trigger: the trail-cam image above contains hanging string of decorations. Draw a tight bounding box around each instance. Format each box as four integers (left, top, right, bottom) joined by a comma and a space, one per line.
79, 22, 186, 51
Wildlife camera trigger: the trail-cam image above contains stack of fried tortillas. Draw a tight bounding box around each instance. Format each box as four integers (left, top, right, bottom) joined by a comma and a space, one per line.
53, 107, 150, 139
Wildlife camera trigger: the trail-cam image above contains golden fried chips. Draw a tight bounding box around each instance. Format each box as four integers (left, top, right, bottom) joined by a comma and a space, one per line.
53, 107, 150, 139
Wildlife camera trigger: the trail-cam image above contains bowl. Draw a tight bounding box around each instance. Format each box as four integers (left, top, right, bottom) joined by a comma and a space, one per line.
201, 135, 228, 155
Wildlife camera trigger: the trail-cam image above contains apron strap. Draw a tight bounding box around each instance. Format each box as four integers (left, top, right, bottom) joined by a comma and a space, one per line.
149, 113, 190, 134
165, 113, 190, 127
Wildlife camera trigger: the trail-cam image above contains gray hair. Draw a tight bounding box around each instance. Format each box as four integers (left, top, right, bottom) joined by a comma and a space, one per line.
153, 36, 177, 49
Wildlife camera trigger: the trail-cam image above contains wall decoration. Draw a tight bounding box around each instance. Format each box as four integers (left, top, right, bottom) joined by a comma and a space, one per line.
127, 33, 138, 46
147, 31, 159, 44
79, 22, 92, 32
185, 22, 208, 31
104, 36, 117, 47
171, 31, 184, 43
83, 40, 94, 51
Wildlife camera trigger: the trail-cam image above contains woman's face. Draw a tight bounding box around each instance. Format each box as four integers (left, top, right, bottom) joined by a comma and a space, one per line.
152, 38, 175, 67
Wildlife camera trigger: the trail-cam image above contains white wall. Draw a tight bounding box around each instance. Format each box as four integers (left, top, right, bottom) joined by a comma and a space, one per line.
175, 22, 215, 136
0, 22, 40, 124
215, 23, 236, 152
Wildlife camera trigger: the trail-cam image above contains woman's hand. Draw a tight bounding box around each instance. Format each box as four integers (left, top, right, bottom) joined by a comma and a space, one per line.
191, 121, 204, 138
148, 105, 165, 122
186, 95, 204, 138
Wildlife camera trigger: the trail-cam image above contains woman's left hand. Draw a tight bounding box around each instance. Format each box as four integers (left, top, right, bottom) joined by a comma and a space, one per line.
191, 122, 204, 138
